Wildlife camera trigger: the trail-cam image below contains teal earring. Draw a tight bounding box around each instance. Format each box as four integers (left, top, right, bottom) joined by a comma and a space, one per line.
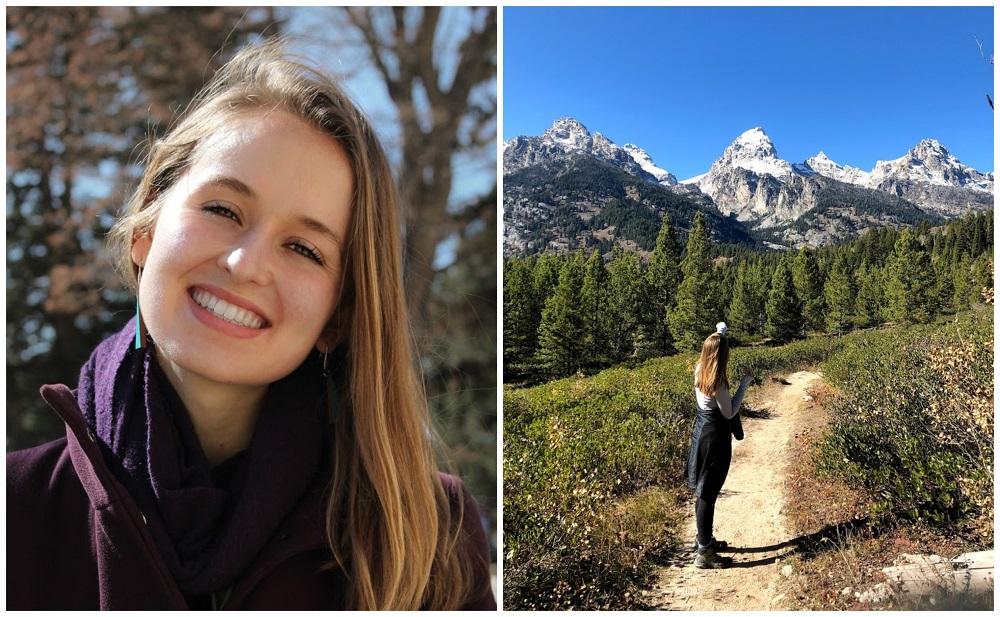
135, 267, 147, 350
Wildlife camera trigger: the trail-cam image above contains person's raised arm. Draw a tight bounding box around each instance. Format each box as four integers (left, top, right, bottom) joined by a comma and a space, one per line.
714, 371, 754, 420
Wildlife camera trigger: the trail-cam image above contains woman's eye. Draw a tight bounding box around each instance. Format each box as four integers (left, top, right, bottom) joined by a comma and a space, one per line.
289, 242, 324, 265
204, 203, 240, 223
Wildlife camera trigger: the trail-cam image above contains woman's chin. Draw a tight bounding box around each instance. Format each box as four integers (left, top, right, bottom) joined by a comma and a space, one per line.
152, 340, 291, 388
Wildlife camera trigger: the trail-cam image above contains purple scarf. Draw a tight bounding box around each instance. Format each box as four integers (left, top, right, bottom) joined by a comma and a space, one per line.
75, 317, 328, 596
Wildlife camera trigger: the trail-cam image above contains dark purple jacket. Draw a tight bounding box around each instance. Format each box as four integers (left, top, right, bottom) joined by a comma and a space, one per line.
6, 383, 496, 610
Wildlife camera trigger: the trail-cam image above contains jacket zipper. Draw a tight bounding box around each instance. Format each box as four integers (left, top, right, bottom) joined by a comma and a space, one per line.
210, 586, 233, 610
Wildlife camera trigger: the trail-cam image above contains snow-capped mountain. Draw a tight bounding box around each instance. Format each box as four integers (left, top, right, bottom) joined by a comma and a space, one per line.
503, 154, 749, 257
622, 143, 678, 185
694, 127, 813, 226
503, 117, 678, 186
804, 152, 871, 186
711, 127, 796, 179
685, 129, 992, 224
869, 139, 992, 192
502, 118, 993, 254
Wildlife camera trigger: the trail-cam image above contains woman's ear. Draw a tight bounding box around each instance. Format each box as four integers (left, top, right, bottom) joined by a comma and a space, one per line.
131, 231, 152, 269
316, 304, 352, 353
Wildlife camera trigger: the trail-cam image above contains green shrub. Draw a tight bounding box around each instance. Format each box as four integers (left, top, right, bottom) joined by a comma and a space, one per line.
817, 308, 993, 538
504, 336, 850, 609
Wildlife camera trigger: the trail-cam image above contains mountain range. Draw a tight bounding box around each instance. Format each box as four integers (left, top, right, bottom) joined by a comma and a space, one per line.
503, 118, 993, 255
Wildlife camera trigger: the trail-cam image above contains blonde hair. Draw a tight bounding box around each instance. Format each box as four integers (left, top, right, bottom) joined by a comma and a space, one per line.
106, 39, 472, 610
695, 333, 729, 397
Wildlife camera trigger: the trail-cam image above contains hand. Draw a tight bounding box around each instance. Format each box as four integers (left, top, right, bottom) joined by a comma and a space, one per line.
742, 370, 753, 382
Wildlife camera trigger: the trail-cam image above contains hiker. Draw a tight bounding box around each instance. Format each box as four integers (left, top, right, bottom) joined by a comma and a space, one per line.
685, 322, 753, 569
6, 39, 494, 610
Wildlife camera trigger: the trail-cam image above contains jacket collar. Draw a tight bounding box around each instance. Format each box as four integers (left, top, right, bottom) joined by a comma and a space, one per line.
39, 383, 331, 609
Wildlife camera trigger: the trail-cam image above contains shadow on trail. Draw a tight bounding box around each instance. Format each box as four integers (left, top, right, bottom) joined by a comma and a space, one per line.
657, 513, 900, 570
740, 405, 773, 420
724, 513, 898, 564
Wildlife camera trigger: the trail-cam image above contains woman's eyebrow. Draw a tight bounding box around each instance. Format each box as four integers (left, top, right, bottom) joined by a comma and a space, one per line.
297, 215, 343, 248
201, 175, 259, 201
198, 175, 342, 247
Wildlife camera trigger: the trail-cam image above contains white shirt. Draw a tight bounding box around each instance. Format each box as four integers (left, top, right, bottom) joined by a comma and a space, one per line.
694, 362, 752, 420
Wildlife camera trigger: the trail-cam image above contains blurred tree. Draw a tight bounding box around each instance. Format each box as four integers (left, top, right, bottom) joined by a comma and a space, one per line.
423, 186, 497, 529
324, 7, 497, 327
312, 7, 497, 522
6, 6, 278, 450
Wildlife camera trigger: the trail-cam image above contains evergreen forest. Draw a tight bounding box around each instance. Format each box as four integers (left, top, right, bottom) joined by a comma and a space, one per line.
504, 210, 993, 382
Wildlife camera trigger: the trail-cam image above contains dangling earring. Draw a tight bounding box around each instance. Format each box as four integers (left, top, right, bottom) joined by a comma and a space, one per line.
322, 350, 337, 424
135, 267, 147, 350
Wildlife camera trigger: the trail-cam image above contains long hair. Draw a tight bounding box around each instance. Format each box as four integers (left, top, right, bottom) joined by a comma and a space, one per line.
106, 39, 472, 610
695, 333, 729, 396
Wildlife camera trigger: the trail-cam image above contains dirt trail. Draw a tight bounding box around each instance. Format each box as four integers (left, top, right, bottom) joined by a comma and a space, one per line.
648, 370, 824, 610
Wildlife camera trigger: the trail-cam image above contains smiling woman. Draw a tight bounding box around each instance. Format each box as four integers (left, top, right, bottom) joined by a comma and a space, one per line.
6, 39, 495, 611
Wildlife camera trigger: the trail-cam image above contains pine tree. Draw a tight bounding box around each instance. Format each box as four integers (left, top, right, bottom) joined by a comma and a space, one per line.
667, 212, 719, 351
854, 261, 884, 327
503, 258, 539, 374
951, 256, 976, 311
631, 270, 658, 360
580, 250, 610, 367
645, 213, 682, 353
930, 253, 954, 314
884, 230, 935, 324
792, 247, 826, 332
605, 246, 644, 362
532, 253, 562, 308
728, 260, 758, 336
534, 253, 586, 377
765, 258, 803, 342
748, 260, 772, 333
823, 252, 856, 333
971, 253, 992, 297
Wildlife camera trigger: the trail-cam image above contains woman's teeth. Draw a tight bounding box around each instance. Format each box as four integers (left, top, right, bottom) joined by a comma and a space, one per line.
191, 288, 265, 329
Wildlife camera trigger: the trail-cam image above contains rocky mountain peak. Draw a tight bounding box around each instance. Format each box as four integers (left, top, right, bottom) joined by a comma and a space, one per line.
622, 143, 678, 185
804, 150, 871, 187
504, 117, 679, 186
908, 138, 950, 161
728, 126, 778, 158
708, 126, 794, 180
542, 117, 592, 150
870, 138, 992, 194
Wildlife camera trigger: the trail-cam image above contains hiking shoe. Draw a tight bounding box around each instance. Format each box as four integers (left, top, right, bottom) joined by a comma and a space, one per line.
692, 537, 729, 552
693, 550, 733, 569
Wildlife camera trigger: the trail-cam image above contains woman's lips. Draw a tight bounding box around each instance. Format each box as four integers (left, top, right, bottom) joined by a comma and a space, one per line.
189, 283, 272, 325
187, 288, 270, 339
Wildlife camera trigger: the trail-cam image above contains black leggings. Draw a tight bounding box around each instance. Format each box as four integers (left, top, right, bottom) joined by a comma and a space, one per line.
695, 496, 716, 548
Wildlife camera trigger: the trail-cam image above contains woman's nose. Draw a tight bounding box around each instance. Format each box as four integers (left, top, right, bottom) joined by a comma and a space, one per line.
220, 233, 273, 286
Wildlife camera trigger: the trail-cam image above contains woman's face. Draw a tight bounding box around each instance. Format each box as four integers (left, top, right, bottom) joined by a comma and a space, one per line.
132, 109, 354, 386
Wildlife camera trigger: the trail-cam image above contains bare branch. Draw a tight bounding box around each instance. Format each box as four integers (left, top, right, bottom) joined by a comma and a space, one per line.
345, 7, 396, 89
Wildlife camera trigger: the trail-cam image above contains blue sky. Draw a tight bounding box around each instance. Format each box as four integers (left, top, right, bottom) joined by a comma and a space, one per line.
504, 6, 994, 180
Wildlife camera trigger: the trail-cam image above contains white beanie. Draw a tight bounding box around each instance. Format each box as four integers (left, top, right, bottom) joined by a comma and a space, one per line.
716, 322, 728, 336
